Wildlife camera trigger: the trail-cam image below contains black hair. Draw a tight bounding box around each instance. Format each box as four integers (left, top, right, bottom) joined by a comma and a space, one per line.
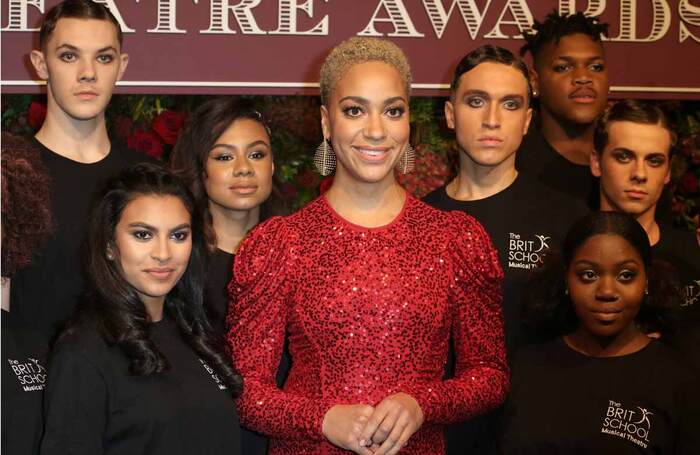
170, 97, 274, 251
523, 211, 680, 339
594, 99, 676, 155
67, 163, 241, 396
520, 10, 608, 62
39, 0, 123, 50
450, 45, 531, 100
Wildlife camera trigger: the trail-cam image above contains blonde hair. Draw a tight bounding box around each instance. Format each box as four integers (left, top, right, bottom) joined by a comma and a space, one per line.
319, 37, 412, 105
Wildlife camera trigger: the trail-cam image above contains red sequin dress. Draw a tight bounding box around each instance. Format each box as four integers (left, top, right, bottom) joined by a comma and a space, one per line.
227, 194, 508, 454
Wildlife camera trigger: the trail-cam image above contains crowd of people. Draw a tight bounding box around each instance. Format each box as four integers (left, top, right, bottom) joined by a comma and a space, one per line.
2, 1, 698, 454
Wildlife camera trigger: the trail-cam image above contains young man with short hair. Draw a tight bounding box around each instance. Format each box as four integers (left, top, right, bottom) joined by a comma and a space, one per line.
517, 11, 609, 208
424, 45, 588, 455
10, 0, 153, 342
591, 99, 700, 312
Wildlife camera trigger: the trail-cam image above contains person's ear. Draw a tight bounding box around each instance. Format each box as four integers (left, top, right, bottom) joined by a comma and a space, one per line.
117, 53, 129, 81
529, 68, 540, 97
590, 150, 602, 177
30, 50, 49, 80
444, 100, 455, 130
320, 105, 331, 141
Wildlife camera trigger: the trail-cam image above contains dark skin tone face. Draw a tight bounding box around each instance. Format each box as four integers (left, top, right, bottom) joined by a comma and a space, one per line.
532, 33, 609, 128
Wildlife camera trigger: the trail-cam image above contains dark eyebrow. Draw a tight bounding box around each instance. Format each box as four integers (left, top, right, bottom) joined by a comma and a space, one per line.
54, 44, 117, 53
210, 140, 270, 152
461, 89, 489, 99
246, 140, 270, 149
338, 96, 407, 106
128, 222, 157, 231
554, 55, 605, 63
169, 223, 191, 233
501, 94, 525, 103
610, 147, 636, 155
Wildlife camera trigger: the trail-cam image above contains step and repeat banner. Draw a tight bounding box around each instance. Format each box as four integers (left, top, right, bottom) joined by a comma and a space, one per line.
2, 0, 699, 98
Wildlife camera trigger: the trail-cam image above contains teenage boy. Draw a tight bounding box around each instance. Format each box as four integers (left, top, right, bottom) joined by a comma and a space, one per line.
10, 0, 152, 342
517, 11, 609, 208
424, 45, 588, 455
591, 100, 700, 313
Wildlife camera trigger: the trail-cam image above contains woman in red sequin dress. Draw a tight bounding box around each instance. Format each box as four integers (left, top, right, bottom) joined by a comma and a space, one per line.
227, 37, 509, 455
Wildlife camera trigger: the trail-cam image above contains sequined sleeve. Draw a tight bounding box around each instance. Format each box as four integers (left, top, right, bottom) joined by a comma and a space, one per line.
226, 217, 334, 440
403, 212, 509, 424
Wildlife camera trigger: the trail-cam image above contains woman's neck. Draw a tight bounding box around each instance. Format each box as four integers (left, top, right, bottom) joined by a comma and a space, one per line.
564, 324, 650, 358
209, 202, 260, 254
324, 170, 406, 228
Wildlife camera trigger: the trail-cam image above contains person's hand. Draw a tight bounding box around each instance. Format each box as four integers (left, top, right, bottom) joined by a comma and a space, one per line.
322, 404, 376, 454
358, 393, 424, 455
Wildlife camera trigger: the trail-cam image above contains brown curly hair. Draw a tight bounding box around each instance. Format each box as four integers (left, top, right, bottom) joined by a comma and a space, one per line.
1, 133, 53, 277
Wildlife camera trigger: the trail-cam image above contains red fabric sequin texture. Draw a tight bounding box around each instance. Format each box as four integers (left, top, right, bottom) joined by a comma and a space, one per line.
227, 195, 508, 454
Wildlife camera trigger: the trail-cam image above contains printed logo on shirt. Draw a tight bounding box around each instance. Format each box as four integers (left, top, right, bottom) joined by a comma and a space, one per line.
6, 357, 46, 392
507, 232, 551, 270
198, 358, 227, 390
682, 279, 699, 308
600, 400, 653, 449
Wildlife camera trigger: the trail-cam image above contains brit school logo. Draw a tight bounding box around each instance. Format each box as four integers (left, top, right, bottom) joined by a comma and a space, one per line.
6, 357, 46, 392
507, 232, 551, 270
682, 279, 700, 308
600, 400, 653, 449
198, 358, 227, 390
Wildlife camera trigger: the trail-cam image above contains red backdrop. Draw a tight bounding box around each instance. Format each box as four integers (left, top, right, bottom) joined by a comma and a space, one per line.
2, 0, 699, 98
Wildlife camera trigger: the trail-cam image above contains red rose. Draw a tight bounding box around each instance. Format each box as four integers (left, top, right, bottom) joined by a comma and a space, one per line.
27, 102, 47, 130
295, 169, 319, 189
113, 116, 134, 143
127, 129, 164, 159
151, 110, 187, 145
680, 172, 699, 195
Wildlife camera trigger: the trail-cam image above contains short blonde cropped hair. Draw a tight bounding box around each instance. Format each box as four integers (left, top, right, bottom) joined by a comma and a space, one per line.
319, 37, 412, 105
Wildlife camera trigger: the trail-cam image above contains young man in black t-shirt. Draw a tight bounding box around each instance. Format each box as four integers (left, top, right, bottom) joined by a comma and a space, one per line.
516, 11, 609, 208
423, 45, 588, 455
10, 0, 152, 342
591, 100, 700, 314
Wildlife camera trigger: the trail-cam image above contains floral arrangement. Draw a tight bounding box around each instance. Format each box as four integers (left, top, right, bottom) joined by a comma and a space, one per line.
2, 94, 698, 230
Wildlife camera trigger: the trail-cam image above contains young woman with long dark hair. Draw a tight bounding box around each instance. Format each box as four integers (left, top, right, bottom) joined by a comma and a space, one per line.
170, 98, 275, 336
501, 211, 699, 454
41, 163, 242, 455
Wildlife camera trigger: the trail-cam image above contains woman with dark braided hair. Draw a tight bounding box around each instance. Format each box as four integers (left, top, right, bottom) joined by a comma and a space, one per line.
41, 163, 242, 455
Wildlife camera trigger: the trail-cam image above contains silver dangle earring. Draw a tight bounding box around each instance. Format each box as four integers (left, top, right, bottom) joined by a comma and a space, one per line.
314, 139, 336, 176
396, 144, 415, 174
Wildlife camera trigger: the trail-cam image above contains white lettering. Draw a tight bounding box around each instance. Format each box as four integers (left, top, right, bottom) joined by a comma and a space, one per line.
484, 0, 534, 39
200, 0, 266, 34
679, 0, 700, 43
421, 0, 493, 39
270, 0, 329, 35
1, 0, 44, 32
609, 0, 670, 42
358, 0, 425, 37
558, 0, 606, 17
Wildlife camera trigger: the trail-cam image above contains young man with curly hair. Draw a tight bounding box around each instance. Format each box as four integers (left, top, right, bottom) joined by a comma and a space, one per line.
517, 11, 609, 208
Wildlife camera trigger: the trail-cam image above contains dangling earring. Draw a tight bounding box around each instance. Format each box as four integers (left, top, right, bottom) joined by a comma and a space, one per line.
396, 144, 415, 174
314, 139, 336, 176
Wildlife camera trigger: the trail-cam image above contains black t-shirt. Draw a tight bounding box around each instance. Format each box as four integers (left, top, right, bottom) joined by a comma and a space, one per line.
9, 140, 153, 342
205, 248, 271, 455
424, 175, 588, 455
653, 224, 700, 313
502, 338, 700, 454
424, 175, 589, 355
516, 127, 599, 209
2, 310, 48, 455
41, 316, 241, 455
205, 248, 235, 337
